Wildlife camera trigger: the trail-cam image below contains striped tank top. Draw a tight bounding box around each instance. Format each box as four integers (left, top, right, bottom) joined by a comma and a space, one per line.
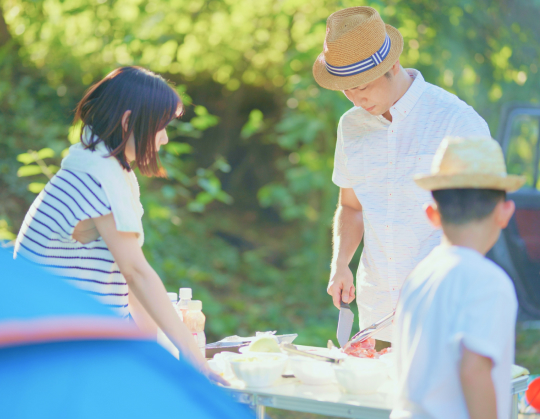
14, 168, 129, 318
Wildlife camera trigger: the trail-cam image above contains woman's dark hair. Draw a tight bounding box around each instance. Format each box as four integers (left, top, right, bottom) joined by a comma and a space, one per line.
74, 66, 182, 176
432, 189, 507, 225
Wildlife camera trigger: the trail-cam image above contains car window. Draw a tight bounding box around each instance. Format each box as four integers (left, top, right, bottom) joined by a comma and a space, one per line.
505, 114, 540, 189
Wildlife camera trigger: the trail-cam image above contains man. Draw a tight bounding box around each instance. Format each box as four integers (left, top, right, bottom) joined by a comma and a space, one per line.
312, 6, 490, 347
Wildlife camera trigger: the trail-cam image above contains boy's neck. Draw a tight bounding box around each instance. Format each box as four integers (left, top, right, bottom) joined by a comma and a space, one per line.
441, 221, 499, 256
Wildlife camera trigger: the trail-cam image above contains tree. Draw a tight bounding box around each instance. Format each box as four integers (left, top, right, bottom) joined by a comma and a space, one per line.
1, 0, 539, 343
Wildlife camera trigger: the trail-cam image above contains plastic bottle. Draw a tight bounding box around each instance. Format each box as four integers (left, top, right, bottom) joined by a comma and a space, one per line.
168, 292, 183, 322
176, 288, 192, 320
184, 300, 206, 357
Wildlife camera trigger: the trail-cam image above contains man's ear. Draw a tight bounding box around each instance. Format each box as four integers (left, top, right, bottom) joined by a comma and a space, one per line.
495, 199, 515, 229
425, 202, 442, 228
392, 59, 401, 76
122, 110, 131, 132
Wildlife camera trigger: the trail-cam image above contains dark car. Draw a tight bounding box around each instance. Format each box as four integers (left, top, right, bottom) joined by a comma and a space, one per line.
488, 102, 540, 320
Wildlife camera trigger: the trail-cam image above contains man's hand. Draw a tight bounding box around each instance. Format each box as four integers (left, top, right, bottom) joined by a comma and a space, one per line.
328, 264, 356, 309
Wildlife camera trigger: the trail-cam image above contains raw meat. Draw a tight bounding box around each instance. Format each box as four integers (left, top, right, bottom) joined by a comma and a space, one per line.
342, 338, 392, 359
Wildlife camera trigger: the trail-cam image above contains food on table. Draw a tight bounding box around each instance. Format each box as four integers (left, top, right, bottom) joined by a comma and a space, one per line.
247, 335, 281, 353
342, 337, 392, 359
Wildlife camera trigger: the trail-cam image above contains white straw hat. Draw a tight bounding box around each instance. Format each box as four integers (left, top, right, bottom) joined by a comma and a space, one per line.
414, 136, 526, 192
313, 7, 403, 91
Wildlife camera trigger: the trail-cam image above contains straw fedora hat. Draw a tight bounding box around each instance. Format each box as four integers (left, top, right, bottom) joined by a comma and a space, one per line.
414, 136, 526, 192
313, 7, 404, 91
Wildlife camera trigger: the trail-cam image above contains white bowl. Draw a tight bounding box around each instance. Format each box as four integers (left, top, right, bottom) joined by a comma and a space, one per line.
334, 358, 389, 394
229, 353, 288, 388
289, 356, 336, 385
211, 351, 246, 379
378, 353, 397, 381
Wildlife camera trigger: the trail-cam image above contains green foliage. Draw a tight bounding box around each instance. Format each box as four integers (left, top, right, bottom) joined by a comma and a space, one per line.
241, 109, 264, 139
191, 105, 220, 131
16, 147, 58, 182
516, 327, 540, 375
0, 219, 16, 241
505, 115, 539, 188
1, 0, 540, 349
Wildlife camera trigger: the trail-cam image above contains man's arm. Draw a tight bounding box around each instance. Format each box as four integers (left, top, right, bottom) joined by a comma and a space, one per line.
328, 188, 364, 309
460, 345, 498, 419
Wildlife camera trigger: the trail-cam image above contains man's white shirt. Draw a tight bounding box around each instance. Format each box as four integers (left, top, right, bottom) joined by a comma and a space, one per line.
332, 69, 491, 341
391, 245, 517, 419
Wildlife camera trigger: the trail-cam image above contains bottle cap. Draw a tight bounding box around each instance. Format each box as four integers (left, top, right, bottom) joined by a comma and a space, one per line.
188, 300, 202, 311
179, 288, 192, 300
167, 292, 178, 303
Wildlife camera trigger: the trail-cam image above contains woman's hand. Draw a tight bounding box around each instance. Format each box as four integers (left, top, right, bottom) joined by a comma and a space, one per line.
205, 369, 230, 386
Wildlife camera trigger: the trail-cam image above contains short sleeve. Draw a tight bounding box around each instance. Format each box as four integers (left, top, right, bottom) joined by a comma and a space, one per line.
449, 105, 491, 139
332, 119, 355, 188
52, 169, 112, 221
452, 269, 517, 366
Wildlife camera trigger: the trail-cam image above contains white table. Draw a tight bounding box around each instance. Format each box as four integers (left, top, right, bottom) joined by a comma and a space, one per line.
222, 347, 529, 419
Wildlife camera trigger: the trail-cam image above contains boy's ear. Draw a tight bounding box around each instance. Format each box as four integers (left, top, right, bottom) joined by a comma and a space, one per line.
424, 202, 442, 228
495, 199, 515, 229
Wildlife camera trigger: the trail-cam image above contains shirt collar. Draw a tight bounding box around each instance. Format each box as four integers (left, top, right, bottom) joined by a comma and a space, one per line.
389, 69, 427, 120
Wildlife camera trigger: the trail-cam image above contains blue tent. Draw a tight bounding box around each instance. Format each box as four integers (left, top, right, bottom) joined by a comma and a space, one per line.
0, 248, 252, 419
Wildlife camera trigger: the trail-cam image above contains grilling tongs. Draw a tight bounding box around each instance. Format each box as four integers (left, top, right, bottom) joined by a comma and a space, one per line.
280, 343, 344, 364
347, 310, 396, 346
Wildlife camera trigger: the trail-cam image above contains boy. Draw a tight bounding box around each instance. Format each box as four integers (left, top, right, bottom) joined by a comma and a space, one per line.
391, 136, 525, 419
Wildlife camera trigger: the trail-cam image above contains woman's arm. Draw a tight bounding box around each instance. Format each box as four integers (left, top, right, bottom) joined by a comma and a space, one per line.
128, 289, 159, 336
93, 213, 206, 369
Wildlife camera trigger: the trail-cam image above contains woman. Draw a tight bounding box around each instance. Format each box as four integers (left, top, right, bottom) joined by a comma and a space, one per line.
14, 66, 219, 381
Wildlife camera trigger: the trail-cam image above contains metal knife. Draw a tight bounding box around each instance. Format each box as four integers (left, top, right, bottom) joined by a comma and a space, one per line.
337, 299, 354, 348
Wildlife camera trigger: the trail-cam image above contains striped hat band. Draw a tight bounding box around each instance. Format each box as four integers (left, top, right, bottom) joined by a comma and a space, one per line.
325, 34, 391, 77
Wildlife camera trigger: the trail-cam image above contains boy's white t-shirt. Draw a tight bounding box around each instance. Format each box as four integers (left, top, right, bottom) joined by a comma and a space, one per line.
391, 245, 518, 419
